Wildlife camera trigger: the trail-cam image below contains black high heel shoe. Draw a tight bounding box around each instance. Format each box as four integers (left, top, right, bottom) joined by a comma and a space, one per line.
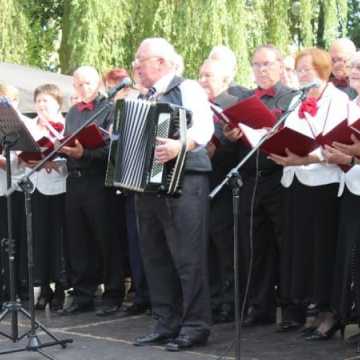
50, 283, 65, 311
35, 286, 54, 310
305, 321, 345, 341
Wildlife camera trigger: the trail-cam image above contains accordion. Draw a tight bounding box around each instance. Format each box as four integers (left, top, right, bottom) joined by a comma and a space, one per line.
105, 98, 191, 196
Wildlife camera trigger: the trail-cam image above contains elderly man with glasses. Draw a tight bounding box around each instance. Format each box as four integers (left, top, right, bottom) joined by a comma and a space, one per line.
132, 37, 214, 352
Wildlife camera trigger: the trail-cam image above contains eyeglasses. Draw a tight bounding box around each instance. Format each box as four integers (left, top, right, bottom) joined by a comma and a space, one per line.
331, 57, 349, 64
132, 56, 159, 68
252, 61, 279, 70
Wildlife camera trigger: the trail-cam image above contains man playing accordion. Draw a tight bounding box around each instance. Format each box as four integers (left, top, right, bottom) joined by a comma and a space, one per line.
131, 37, 214, 351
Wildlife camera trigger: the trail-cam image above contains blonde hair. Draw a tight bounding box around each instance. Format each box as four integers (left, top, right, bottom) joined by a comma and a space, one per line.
0, 83, 19, 102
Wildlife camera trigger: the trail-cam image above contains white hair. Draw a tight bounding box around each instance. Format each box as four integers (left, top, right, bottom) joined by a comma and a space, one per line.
208, 45, 237, 81
330, 38, 357, 54
207, 46, 237, 81
73, 66, 100, 82
351, 51, 360, 65
139, 37, 178, 65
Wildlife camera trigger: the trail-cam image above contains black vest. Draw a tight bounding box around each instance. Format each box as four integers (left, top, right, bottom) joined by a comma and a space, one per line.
157, 76, 212, 173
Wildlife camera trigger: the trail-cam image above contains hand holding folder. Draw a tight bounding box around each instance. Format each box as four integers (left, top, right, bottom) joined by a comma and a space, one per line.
59, 123, 106, 149
18, 123, 106, 162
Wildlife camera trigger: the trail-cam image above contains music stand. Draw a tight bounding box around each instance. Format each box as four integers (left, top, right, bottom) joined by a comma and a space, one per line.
0, 98, 72, 359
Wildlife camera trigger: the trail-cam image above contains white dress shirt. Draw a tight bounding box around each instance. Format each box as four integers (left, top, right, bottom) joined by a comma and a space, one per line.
281, 83, 348, 191
152, 72, 214, 147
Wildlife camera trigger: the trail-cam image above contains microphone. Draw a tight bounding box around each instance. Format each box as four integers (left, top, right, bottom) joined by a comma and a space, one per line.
106, 77, 132, 99
298, 81, 321, 92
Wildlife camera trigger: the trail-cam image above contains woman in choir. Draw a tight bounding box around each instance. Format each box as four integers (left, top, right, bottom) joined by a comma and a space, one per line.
268, 48, 347, 339
22, 84, 68, 311
323, 51, 360, 346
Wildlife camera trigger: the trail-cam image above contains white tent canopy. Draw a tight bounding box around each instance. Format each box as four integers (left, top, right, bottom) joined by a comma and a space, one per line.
0, 62, 73, 113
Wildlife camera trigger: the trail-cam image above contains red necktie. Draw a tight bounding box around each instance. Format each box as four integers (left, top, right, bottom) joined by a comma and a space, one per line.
254, 87, 276, 98
77, 101, 95, 112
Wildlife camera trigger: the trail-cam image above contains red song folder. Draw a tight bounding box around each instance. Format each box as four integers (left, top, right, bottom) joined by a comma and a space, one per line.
222, 95, 277, 129
18, 136, 55, 162
317, 102, 360, 146
59, 123, 106, 149
239, 124, 318, 157
262, 127, 318, 156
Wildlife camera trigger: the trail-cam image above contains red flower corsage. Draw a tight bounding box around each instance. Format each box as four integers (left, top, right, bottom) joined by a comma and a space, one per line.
298, 97, 318, 119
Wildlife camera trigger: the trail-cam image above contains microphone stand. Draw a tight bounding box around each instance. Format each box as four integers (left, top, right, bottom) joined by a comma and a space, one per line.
1, 97, 114, 359
209, 90, 307, 360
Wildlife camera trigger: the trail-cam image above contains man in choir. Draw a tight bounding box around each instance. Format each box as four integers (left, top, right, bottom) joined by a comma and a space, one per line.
223, 45, 295, 329
329, 38, 357, 99
199, 54, 247, 323
59, 66, 125, 316
132, 37, 213, 351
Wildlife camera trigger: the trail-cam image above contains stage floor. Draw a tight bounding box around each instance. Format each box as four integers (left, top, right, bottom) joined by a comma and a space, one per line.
0, 301, 359, 360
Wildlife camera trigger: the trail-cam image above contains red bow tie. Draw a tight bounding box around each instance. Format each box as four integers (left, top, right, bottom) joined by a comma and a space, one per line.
254, 87, 276, 98
77, 101, 95, 112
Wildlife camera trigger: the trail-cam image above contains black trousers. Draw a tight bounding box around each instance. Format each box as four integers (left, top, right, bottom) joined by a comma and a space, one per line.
239, 171, 284, 317
135, 174, 211, 338
65, 175, 124, 305
125, 194, 149, 305
208, 190, 234, 309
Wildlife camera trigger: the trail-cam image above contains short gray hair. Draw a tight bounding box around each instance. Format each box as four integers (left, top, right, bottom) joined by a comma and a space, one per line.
208, 45, 237, 81
139, 37, 178, 65
73, 66, 100, 82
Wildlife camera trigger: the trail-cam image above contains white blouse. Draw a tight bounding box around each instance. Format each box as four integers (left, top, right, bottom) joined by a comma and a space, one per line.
281, 83, 348, 191
21, 116, 67, 196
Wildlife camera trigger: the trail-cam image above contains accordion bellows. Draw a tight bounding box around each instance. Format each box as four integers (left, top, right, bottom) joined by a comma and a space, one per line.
105, 98, 191, 196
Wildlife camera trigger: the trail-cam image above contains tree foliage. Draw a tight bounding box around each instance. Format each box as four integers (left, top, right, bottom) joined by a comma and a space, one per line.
347, 0, 360, 47
0, 0, 30, 64
0, 0, 356, 85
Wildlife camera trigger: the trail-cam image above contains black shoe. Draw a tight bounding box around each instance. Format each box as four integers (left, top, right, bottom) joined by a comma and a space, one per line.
242, 308, 275, 328
213, 304, 234, 324
276, 320, 302, 333
50, 284, 65, 312
165, 333, 208, 352
35, 286, 54, 311
346, 331, 360, 345
134, 332, 174, 346
60, 302, 94, 316
124, 303, 149, 316
305, 322, 345, 341
96, 304, 122, 317
299, 325, 317, 337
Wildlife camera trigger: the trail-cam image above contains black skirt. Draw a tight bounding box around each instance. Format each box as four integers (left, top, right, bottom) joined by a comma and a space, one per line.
280, 178, 339, 307
332, 188, 360, 322
31, 190, 67, 286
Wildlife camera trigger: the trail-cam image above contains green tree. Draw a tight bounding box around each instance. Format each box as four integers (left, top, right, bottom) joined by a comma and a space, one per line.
347, 0, 360, 47
0, 0, 30, 64
20, 0, 64, 70
59, 0, 130, 74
